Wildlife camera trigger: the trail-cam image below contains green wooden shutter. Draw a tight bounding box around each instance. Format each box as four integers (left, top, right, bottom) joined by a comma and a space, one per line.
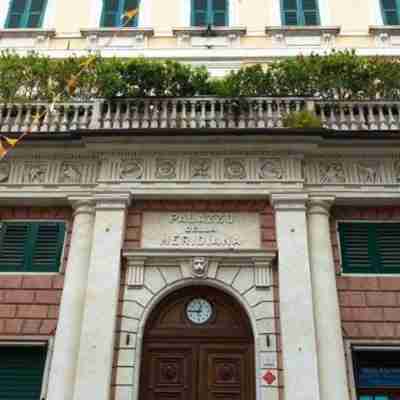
192, 0, 208, 26
6, 0, 28, 28
339, 222, 400, 274
375, 224, 400, 273
381, 0, 400, 25
26, 0, 47, 28
0, 346, 46, 400
339, 223, 377, 274
212, 0, 228, 26
101, 0, 120, 27
301, 0, 319, 25
0, 221, 65, 272
123, 0, 139, 27
0, 222, 29, 272
282, 0, 299, 25
31, 222, 65, 272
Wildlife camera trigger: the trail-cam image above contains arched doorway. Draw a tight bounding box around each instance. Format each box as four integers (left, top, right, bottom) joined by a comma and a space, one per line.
139, 286, 256, 400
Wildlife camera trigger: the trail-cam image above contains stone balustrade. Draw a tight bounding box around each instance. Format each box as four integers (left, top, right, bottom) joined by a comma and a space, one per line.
1, 97, 400, 133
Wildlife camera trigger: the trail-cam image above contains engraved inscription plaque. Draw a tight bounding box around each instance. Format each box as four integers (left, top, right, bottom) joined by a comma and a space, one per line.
142, 212, 260, 249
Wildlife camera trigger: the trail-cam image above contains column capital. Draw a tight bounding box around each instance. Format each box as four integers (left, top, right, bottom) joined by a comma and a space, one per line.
308, 196, 336, 217
68, 197, 95, 216
270, 193, 308, 211
94, 192, 132, 211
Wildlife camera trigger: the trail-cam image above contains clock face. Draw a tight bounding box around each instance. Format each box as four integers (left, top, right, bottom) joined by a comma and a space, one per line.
186, 298, 213, 325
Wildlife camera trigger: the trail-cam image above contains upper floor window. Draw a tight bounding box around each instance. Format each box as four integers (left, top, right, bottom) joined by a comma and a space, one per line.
5, 0, 47, 28
381, 0, 400, 25
281, 0, 320, 26
191, 0, 229, 27
0, 221, 66, 273
101, 0, 139, 27
339, 222, 400, 274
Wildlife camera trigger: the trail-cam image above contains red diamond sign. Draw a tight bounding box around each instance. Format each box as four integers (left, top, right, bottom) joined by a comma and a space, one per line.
262, 371, 276, 385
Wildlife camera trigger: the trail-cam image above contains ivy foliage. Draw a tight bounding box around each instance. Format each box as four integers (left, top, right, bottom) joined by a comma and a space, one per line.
1, 50, 400, 102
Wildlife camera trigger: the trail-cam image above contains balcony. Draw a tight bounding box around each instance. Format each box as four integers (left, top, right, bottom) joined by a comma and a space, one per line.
1, 98, 400, 133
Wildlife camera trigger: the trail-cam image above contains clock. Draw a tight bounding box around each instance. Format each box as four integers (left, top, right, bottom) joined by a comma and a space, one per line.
186, 298, 213, 324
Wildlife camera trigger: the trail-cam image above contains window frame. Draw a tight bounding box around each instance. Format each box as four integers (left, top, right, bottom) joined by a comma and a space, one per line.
0, 340, 53, 400
350, 344, 400, 400
0, 220, 66, 274
191, 0, 229, 27
5, 0, 48, 29
280, 0, 320, 26
100, 0, 140, 28
337, 220, 400, 275
381, 0, 400, 25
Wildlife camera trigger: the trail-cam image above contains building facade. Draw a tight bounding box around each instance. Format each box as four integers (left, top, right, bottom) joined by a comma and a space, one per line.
1, 1, 400, 400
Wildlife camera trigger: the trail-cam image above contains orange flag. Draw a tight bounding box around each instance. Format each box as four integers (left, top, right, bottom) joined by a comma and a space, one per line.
67, 75, 78, 95
0, 142, 7, 159
121, 8, 138, 22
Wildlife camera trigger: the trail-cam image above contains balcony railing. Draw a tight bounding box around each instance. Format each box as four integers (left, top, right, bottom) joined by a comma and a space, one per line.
1, 98, 400, 133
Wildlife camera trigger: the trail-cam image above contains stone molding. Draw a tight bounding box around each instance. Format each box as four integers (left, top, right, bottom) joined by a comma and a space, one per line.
307, 196, 335, 217
123, 249, 277, 288
94, 192, 132, 210
271, 193, 308, 211
68, 197, 95, 216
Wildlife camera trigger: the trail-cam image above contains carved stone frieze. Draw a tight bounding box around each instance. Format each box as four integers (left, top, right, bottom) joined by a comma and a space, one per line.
120, 159, 144, 180
319, 161, 346, 184
224, 158, 246, 180
357, 161, 382, 184
60, 163, 82, 184
23, 163, 48, 184
258, 158, 283, 180
0, 161, 10, 183
155, 159, 177, 180
190, 158, 211, 180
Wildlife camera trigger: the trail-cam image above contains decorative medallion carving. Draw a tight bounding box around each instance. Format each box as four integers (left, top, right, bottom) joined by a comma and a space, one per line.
161, 364, 178, 382
120, 160, 144, 180
224, 159, 246, 180
155, 159, 177, 180
192, 256, 208, 278
23, 163, 48, 184
258, 158, 283, 180
357, 161, 381, 184
217, 363, 235, 382
319, 161, 346, 184
190, 158, 211, 180
0, 161, 10, 182
60, 163, 82, 183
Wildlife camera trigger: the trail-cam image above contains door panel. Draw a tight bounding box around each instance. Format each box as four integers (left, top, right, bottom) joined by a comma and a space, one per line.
140, 343, 197, 400
199, 344, 254, 400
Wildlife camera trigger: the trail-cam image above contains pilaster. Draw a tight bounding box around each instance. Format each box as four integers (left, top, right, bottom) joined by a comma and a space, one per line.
72, 192, 131, 400
308, 196, 349, 400
47, 198, 95, 400
271, 193, 321, 400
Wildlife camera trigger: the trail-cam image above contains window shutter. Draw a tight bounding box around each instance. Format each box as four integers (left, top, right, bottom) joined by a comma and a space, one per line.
282, 0, 299, 25
381, 0, 400, 25
212, 0, 228, 26
192, 0, 208, 26
6, 0, 28, 28
301, 0, 319, 25
375, 224, 400, 273
31, 222, 65, 272
339, 223, 377, 274
122, 0, 139, 26
26, 0, 46, 28
0, 346, 46, 400
101, 0, 120, 27
0, 222, 29, 272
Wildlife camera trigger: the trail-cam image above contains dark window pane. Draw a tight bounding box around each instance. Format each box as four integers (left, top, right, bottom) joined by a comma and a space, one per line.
284, 11, 298, 25
282, 0, 298, 10
103, 0, 120, 12
27, 13, 40, 27
213, 0, 226, 10
302, 0, 317, 11
102, 13, 117, 26
194, 0, 207, 10
303, 11, 318, 25
193, 11, 206, 25
11, 0, 28, 13
213, 11, 226, 26
30, 0, 45, 12
382, 0, 397, 9
385, 10, 399, 24
7, 14, 22, 28
124, 0, 139, 11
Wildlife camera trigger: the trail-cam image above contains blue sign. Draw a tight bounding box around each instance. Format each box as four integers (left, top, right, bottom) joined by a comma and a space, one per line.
359, 367, 400, 388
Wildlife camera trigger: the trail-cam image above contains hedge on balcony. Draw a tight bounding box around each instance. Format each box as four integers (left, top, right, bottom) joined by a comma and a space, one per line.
1, 50, 400, 102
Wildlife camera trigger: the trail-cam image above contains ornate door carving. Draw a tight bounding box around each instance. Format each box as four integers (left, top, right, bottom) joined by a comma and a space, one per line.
139, 286, 255, 400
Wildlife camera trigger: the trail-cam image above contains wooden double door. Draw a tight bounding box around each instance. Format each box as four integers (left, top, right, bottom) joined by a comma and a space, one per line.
139, 287, 255, 400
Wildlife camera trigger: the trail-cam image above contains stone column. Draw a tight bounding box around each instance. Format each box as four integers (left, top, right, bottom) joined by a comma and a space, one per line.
47, 199, 95, 400
73, 193, 131, 400
271, 194, 321, 400
308, 197, 349, 400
